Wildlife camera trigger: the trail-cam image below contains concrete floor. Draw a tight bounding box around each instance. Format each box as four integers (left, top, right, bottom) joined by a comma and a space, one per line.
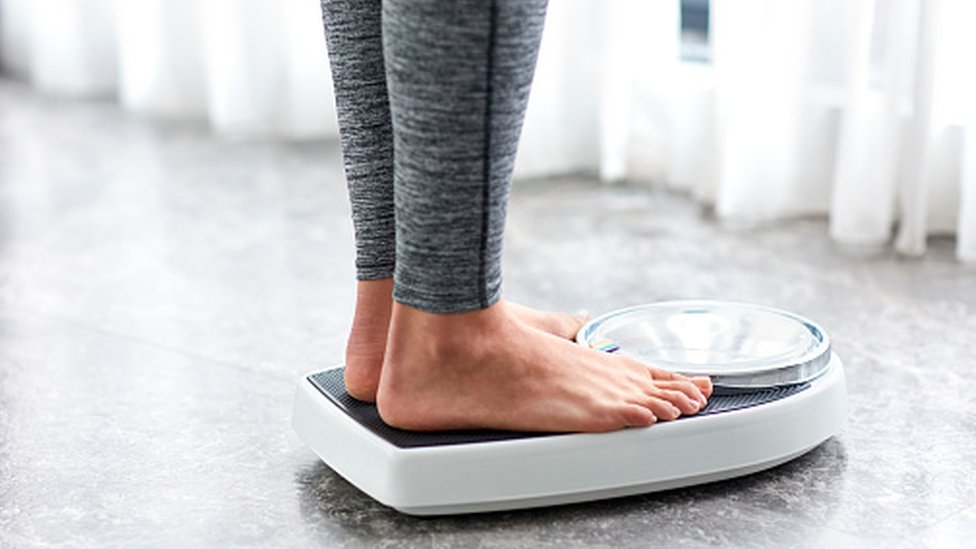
2, 79, 975, 548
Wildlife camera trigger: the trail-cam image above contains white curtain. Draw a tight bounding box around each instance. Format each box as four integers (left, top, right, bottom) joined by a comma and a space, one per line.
1, 0, 337, 136
591, 0, 976, 260
2, 0, 975, 260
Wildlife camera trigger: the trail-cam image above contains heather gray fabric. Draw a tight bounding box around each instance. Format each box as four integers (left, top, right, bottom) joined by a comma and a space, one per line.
321, 0, 395, 281
322, 0, 547, 313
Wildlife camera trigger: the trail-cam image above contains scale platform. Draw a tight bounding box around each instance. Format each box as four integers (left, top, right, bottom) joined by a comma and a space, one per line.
292, 301, 847, 515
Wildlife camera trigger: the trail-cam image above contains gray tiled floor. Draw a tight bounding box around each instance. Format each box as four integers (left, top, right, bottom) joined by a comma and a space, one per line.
1, 79, 974, 548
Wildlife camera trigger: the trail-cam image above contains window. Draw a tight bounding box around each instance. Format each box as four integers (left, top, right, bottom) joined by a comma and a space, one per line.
680, 0, 711, 63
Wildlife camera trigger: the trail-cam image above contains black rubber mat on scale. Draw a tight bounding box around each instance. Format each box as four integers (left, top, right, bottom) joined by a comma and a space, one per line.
308, 368, 809, 449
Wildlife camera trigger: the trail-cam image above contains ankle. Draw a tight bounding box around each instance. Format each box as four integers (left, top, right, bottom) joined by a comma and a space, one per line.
352, 277, 393, 317
343, 278, 394, 401
386, 301, 507, 361
346, 279, 393, 345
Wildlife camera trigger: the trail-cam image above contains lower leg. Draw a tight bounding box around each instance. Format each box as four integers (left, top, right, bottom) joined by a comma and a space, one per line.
328, 0, 606, 405
374, 0, 709, 431
321, 0, 397, 400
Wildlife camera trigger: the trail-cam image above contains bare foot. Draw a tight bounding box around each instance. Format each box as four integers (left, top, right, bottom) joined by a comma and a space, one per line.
344, 279, 592, 402
376, 300, 711, 433
506, 301, 589, 340
344, 278, 393, 401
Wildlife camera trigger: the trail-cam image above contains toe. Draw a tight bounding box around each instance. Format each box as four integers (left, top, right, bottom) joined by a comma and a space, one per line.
665, 389, 702, 414
649, 385, 704, 414
621, 405, 657, 427
655, 379, 707, 406
627, 361, 711, 402
645, 365, 686, 382
644, 397, 682, 421
692, 376, 713, 398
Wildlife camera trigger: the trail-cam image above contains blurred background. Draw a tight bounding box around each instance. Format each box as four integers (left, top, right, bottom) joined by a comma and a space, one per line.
3, 0, 976, 259
3, 1, 976, 547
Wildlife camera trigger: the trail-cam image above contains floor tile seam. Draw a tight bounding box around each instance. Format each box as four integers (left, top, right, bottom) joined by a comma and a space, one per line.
922, 500, 976, 530
5, 302, 297, 387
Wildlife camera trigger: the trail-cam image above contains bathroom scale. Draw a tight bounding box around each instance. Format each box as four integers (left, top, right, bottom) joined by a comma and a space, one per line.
292, 300, 847, 515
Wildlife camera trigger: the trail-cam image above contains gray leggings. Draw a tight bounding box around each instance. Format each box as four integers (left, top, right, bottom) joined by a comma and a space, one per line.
321, 0, 548, 313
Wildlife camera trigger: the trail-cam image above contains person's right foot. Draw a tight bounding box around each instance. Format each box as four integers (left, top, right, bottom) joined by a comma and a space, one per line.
376, 300, 711, 433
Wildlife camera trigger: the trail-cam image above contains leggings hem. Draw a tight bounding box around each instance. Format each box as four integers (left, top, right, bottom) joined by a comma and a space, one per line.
393, 285, 502, 315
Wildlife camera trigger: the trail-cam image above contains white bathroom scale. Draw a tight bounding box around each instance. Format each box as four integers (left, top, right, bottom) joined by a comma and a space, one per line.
292, 301, 847, 515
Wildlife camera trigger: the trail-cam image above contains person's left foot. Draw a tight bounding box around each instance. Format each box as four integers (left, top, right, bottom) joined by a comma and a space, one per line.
344, 279, 394, 401
506, 301, 589, 340
343, 278, 592, 402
